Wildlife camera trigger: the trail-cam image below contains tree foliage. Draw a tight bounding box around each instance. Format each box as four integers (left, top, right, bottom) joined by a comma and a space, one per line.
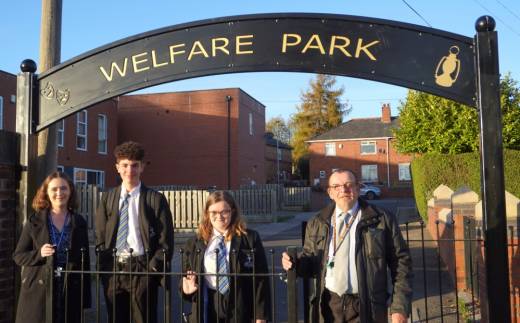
290, 74, 350, 164
394, 73, 520, 154
266, 116, 291, 144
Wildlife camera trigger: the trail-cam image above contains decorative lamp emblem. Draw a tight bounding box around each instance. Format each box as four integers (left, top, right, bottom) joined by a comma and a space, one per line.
434, 46, 461, 87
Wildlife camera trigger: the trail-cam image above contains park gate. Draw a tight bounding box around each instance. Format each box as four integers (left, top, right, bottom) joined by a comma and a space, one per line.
15, 13, 508, 321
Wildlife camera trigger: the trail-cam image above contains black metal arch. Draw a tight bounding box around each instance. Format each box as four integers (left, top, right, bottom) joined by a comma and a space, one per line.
35, 13, 477, 131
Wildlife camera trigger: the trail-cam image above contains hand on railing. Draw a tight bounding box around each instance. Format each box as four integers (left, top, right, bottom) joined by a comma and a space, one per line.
182, 270, 198, 295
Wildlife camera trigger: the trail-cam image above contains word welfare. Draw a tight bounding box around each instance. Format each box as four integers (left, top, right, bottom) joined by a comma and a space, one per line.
99, 33, 381, 81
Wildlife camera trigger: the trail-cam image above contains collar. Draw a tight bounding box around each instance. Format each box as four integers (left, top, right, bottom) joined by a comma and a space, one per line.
335, 201, 359, 218
210, 228, 228, 241
120, 182, 141, 199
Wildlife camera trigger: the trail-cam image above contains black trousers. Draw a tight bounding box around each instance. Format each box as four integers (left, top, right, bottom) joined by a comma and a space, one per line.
206, 287, 229, 322
321, 288, 360, 323
102, 257, 158, 323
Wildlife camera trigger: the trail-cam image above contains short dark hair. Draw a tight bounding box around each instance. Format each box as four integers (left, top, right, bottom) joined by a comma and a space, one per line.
328, 168, 358, 186
114, 141, 145, 162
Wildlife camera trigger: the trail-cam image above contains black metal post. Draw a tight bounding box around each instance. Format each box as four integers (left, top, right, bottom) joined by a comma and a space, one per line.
286, 247, 298, 323
226, 95, 232, 190
475, 15, 511, 322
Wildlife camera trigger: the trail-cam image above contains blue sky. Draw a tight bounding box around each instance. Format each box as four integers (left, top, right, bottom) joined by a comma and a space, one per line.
2, 0, 519, 122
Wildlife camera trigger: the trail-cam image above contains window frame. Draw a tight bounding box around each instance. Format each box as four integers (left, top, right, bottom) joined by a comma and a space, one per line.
97, 114, 108, 154
57, 119, 65, 147
324, 142, 336, 156
361, 164, 378, 182
399, 163, 412, 181
360, 140, 377, 155
76, 110, 88, 151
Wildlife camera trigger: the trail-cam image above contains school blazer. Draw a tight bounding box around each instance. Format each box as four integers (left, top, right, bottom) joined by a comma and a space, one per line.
180, 229, 271, 322
94, 184, 174, 273
13, 211, 91, 323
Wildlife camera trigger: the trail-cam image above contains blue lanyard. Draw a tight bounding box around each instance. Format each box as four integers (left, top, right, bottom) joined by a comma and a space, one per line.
49, 213, 69, 248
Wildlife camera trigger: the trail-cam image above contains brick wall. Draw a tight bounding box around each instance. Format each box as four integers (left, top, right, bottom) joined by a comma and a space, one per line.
0, 130, 18, 323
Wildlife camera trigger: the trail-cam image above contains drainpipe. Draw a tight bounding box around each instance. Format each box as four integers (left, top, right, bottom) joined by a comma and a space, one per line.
386, 138, 390, 188
226, 95, 232, 190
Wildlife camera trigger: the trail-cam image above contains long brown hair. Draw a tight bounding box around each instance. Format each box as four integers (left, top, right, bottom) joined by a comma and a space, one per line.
197, 191, 247, 243
32, 171, 78, 212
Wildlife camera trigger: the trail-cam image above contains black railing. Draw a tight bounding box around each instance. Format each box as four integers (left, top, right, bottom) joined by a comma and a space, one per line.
42, 218, 508, 323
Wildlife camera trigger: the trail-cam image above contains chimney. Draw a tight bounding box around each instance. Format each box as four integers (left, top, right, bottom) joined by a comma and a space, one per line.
381, 103, 391, 123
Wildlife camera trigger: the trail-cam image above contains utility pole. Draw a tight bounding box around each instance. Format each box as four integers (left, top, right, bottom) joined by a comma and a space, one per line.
37, 0, 62, 184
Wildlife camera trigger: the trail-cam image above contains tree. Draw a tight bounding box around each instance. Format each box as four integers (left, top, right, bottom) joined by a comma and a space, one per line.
266, 116, 291, 144
394, 73, 520, 154
290, 74, 349, 166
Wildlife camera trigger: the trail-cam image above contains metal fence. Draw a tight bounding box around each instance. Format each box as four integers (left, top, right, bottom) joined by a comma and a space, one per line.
39, 217, 508, 323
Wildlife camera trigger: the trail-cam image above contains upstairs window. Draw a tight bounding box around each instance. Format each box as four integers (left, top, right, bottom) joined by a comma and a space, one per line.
325, 143, 336, 156
76, 110, 87, 150
360, 141, 376, 155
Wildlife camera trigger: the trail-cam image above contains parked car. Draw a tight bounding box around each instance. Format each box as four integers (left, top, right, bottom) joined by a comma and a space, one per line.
359, 183, 381, 200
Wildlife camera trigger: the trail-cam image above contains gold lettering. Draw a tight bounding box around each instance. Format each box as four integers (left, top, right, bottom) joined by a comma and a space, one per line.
169, 44, 186, 63
302, 35, 325, 54
282, 34, 301, 53
212, 38, 230, 56
355, 39, 380, 61
99, 59, 128, 82
236, 35, 254, 54
151, 50, 168, 68
329, 36, 352, 57
132, 52, 150, 73
188, 41, 209, 60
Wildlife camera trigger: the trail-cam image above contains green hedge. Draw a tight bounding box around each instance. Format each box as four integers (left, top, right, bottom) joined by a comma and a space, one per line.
411, 149, 520, 219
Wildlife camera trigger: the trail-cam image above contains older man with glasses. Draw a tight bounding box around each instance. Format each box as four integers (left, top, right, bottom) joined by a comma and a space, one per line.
282, 169, 412, 323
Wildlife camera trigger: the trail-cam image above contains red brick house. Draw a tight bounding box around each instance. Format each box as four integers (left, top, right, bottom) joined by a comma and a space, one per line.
307, 104, 413, 197
0, 71, 16, 132
264, 132, 292, 184
117, 89, 266, 189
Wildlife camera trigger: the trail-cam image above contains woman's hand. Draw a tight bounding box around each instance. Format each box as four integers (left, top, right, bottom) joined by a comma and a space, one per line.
182, 270, 198, 295
40, 243, 55, 257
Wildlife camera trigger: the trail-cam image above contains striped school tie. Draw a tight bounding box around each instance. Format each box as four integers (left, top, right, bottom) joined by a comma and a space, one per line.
115, 193, 131, 254
216, 236, 230, 294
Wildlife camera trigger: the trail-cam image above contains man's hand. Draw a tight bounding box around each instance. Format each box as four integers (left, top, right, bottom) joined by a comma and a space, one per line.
182, 270, 198, 295
281, 252, 294, 271
391, 312, 407, 323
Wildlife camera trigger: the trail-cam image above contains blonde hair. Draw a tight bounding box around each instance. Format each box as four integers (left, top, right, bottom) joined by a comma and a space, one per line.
197, 191, 247, 243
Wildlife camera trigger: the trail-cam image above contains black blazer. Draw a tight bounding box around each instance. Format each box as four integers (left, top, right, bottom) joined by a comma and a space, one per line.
181, 229, 271, 322
95, 184, 174, 273
13, 211, 91, 323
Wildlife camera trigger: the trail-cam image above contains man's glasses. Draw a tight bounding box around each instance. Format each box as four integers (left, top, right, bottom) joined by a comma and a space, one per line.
329, 182, 358, 192
209, 209, 232, 217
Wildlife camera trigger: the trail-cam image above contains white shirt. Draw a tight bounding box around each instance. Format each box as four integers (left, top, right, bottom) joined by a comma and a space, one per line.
118, 183, 144, 257
203, 229, 231, 290
325, 202, 361, 295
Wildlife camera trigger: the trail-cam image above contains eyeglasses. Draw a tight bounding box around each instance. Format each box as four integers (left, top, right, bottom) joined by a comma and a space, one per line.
209, 209, 232, 217
329, 182, 358, 192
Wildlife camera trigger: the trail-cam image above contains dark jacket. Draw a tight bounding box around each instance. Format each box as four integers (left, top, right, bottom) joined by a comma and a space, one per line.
94, 184, 174, 276
13, 211, 91, 323
181, 229, 271, 323
296, 199, 413, 323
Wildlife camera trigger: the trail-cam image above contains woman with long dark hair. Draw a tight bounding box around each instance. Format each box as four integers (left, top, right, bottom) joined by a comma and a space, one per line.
13, 171, 91, 323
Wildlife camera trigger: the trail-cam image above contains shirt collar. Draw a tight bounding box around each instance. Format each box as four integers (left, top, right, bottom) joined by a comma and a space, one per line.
211, 228, 228, 241
335, 201, 359, 218
121, 182, 141, 199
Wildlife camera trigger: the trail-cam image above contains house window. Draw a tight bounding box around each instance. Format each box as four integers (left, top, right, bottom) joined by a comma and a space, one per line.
10, 95, 16, 104
319, 170, 326, 179
325, 143, 336, 156
399, 163, 412, 181
57, 165, 64, 173
360, 141, 377, 154
73, 168, 105, 188
0, 96, 3, 130
98, 114, 107, 154
57, 120, 64, 147
249, 112, 253, 135
361, 165, 378, 182
76, 110, 87, 150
